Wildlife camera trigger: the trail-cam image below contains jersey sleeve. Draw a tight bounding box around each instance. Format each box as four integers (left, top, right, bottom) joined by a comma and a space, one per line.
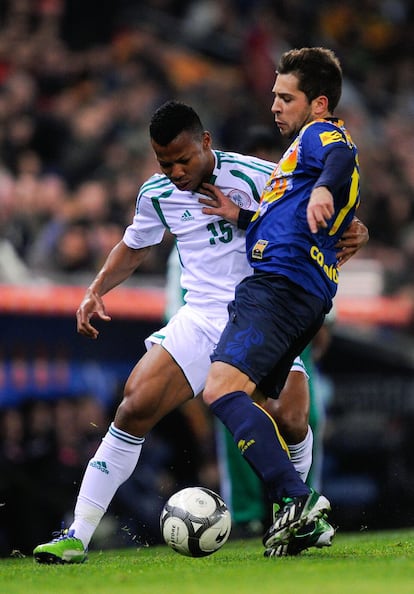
123, 191, 166, 249
301, 121, 348, 171
313, 144, 356, 194
301, 122, 358, 199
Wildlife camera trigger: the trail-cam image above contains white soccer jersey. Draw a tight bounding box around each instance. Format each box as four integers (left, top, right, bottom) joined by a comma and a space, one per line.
123, 150, 275, 317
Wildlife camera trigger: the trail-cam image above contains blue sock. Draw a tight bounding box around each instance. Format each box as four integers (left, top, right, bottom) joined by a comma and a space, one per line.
210, 391, 310, 502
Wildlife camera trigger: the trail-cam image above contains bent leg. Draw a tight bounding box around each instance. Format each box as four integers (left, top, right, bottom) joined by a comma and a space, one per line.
204, 362, 309, 503
217, 369, 312, 524
115, 344, 194, 435
71, 345, 193, 548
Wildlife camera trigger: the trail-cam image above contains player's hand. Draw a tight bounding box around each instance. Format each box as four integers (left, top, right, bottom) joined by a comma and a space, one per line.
76, 289, 111, 339
335, 217, 369, 266
307, 186, 334, 233
198, 183, 240, 225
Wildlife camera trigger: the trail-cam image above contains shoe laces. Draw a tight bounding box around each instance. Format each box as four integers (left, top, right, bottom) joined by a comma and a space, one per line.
273, 496, 294, 513
278, 496, 296, 513
272, 495, 306, 527
272, 498, 294, 522
281, 496, 295, 506
51, 525, 76, 543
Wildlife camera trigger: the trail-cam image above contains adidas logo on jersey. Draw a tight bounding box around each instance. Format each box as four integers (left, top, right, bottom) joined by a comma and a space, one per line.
181, 209, 194, 221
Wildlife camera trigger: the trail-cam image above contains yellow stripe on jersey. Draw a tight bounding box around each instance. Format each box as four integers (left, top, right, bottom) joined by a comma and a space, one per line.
329, 166, 360, 235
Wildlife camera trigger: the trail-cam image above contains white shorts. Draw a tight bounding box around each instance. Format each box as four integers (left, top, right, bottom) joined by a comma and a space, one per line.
145, 303, 307, 397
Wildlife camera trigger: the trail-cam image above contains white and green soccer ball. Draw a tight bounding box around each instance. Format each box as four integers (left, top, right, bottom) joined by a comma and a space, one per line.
160, 486, 232, 557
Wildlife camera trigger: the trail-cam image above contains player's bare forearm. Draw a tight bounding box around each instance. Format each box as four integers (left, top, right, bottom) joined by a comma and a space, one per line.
76, 241, 151, 339
335, 216, 369, 266
90, 241, 150, 296
198, 182, 240, 225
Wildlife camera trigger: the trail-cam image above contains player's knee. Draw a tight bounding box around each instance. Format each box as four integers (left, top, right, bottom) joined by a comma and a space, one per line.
203, 362, 253, 407
203, 367, 224, 406
202, 384, 217, 407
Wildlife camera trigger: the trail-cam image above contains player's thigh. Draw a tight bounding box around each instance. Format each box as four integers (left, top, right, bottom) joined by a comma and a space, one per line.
212, 274, 324, 389
209, 276, 294, 386
124, 344, 193, 421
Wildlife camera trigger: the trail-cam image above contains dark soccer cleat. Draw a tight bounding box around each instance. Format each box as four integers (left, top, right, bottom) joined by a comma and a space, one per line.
263, 488, 331, 549
264, 516, 335, 557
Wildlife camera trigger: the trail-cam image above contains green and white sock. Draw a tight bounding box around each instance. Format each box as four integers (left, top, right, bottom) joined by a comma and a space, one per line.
70, 423, 144, 548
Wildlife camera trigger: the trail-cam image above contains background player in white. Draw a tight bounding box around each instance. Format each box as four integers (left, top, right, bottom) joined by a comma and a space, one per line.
33, 101, 367, 563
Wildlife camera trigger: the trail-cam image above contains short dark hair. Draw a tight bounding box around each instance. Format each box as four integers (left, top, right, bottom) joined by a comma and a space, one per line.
149, 100, 204, 146
277, 47, 342, 112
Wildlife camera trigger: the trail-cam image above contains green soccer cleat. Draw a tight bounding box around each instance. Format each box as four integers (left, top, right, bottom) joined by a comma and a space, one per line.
264, 516, 335, 557
33, 528, 87, 564
263, 488, 331, 549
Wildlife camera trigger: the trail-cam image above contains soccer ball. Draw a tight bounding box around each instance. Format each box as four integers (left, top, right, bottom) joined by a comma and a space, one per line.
160, 486, 232, 557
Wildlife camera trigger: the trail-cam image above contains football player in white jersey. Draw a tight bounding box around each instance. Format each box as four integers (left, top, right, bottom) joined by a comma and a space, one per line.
34, 101, 367, 563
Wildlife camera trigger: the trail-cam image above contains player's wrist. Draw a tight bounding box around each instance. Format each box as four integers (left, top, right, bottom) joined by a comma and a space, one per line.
237, 209, 255, 230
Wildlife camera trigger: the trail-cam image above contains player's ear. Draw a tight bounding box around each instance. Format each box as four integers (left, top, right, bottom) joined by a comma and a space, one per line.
202, 131, 212, 149
312, 95, 329, 117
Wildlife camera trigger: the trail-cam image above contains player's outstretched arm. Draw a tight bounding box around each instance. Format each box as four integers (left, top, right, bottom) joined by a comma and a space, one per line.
335, 217, 369, 266
76, 241, 151, 339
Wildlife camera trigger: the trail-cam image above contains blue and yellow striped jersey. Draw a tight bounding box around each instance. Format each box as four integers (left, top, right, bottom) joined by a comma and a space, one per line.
246, 118, 360, 309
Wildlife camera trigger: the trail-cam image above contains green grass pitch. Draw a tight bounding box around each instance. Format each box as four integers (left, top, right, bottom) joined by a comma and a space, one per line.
1, 529, 413, 594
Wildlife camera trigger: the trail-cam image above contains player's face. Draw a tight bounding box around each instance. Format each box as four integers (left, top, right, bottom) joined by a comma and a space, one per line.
151, 131, 215, 192
271, 73, 314, 139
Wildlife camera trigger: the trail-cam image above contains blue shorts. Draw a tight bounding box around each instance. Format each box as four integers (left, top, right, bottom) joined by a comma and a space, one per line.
210, 272, 326, 399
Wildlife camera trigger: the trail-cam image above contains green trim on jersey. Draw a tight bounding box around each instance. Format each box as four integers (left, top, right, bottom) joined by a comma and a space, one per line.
151, 332, 166, 341
175, 244, 187, 302
139, 176, 171, 194
136, 176, 173, 218
151, 196, 172, 230
213, 150, 274, 203
214, 150, 274, 175
229, 169, 262, 202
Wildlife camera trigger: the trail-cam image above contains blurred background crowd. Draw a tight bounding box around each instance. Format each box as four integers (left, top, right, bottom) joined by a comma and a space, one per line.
0, 0, 413, 291
1, 0, 414, 556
